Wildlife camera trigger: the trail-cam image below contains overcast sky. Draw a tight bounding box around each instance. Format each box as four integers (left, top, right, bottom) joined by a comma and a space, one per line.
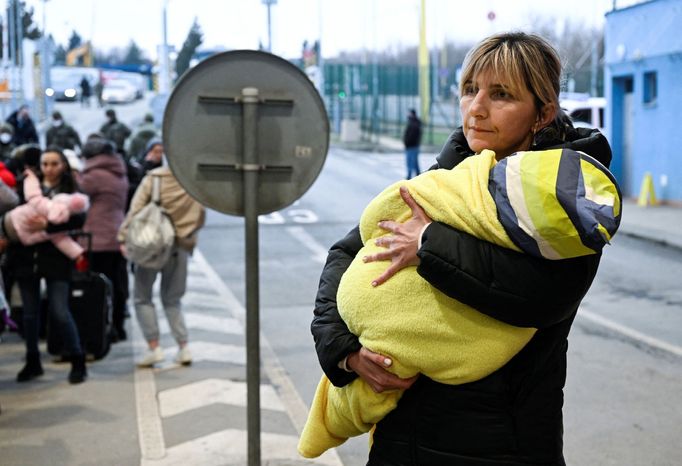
25, 0, 631, 60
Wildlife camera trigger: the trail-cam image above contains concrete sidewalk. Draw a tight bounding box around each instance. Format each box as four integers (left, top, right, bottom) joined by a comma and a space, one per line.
618, 199, 682, 250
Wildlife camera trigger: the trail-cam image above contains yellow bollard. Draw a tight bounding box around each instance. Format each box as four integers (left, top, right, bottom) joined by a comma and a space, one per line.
637, 172, 658, 207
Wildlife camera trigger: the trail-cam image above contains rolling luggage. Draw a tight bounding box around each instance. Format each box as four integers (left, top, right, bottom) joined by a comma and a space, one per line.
47, 232, 113, 360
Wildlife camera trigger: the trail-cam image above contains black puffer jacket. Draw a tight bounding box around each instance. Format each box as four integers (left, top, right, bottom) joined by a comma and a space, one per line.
312, 125, 612, 465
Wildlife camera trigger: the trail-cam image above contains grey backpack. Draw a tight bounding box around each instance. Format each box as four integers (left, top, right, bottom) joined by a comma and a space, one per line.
125, 176, 175, 269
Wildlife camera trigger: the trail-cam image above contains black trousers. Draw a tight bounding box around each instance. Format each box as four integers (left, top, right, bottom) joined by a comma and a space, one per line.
90, 251, 128, 331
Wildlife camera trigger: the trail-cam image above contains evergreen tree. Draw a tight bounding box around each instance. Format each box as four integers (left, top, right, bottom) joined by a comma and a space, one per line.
53, 43, 67, 65
0, 0, 41, 62
124, 40, 145, 65
68, 30, 82, 51
175, 18, 203, 79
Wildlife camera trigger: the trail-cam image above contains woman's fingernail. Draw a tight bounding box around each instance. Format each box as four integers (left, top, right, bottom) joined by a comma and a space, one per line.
371, 281, 377, 287
383, 358, 392, 366
362, 256, 368, 262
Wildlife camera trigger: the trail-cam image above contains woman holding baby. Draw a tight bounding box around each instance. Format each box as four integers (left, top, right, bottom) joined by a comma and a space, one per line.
6, 147, 89, 384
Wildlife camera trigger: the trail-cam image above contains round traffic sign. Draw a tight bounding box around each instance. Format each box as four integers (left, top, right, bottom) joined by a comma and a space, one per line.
163, 50, 329, 215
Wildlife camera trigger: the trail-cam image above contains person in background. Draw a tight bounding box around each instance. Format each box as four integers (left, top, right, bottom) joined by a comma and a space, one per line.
63, 149, 84, 177
141, 138, 163, 174
117, 143, 205, 367
94, 78, 104, 108
2, 168, 88, 259
5, 105, 38, 146
311, 32, 613, 465
79, 76, 91, 108
1, 144, 42, 305
402, 109, 422, 179
46, 111, 82, 153
99, 109, 131, 157
78, 136, 129, 342
126, 113, 158, 162
0, 124, 16, 163
0, 162, 19, 337
5, 147, 88, 384
123, 138, 161, 212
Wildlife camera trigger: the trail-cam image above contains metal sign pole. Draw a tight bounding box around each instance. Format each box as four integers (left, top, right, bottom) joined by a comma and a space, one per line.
241, 86, 261, 466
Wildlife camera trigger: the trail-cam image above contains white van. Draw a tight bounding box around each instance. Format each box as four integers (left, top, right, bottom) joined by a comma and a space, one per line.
560, 95, 606, 132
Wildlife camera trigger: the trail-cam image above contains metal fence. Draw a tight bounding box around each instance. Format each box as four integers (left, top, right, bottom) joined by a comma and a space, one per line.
320, 62, 460, 147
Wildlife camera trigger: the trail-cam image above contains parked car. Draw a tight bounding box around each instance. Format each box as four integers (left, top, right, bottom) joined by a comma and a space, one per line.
560, 95, 606, 132
102, 79, 137, 104
46, 68, 82, 102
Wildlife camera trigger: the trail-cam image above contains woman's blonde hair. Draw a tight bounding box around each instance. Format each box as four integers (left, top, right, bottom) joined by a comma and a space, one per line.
459, 32, 561, 116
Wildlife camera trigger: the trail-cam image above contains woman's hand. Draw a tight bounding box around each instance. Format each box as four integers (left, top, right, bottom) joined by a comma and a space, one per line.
347, 347, 418, 393
364, 186, 432, 287
25, 213, 48, 232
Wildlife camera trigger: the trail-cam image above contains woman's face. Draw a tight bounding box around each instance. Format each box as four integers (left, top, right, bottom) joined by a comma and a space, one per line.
40, 151, 66, 184
145, 144, 164, 163
460, 69, 540, 160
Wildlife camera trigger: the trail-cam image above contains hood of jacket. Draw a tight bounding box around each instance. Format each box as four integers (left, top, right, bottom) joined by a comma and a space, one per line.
82, 153, 127, 177
435, 124, 612, 171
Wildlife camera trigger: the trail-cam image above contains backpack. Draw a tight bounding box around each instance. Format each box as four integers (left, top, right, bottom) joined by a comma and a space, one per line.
125, 175, 175, 269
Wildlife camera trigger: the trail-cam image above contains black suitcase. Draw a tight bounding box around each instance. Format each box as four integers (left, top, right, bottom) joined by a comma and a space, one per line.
47, 233, 113, 360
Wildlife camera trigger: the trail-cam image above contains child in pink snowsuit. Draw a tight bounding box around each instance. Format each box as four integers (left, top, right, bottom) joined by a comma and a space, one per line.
4, 169, 89, 259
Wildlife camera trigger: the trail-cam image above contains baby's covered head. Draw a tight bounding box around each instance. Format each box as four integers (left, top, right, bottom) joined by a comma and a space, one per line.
48, 193, 89, 224
67, 193, 90, 213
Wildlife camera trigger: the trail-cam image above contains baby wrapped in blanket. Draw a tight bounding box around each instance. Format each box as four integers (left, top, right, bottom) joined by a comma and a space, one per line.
298, 148, 621, 458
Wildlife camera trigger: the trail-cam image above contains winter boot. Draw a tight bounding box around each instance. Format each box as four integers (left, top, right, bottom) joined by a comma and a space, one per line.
68, 354, 87, 384
17, 352, 44, 382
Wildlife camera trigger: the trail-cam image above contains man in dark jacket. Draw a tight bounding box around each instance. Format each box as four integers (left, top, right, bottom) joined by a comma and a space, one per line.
99, 109, 131, 156
46, 111, 82, 152
5, 105, 38, 146
403, 109, 422, 179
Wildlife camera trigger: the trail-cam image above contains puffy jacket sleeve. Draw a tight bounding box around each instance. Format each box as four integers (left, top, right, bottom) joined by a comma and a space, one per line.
311, 225, 363, 387
417, 222, 601, 328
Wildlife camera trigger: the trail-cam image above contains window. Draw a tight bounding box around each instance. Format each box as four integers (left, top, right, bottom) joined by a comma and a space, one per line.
643, 71, 657, 104
570, 108, 591, 124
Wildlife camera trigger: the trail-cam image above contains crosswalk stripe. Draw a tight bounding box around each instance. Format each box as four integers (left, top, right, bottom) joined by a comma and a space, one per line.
191, 250, 344, 465
158, 378, 285, 417
140, 429, 341, 466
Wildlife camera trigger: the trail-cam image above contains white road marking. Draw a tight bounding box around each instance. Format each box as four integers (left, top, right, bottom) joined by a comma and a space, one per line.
140, 429, 341, 466
158, 378, 285, 417
156, 312, 243, 336
135, 250, 343, 465
133, 321, 166, 461
192, 249, 344, 465
181, 291, 226, 308
286, 225, 329, 263
579, 308, 682, 357
161, 341, 246, 365
185, 312, 243, 334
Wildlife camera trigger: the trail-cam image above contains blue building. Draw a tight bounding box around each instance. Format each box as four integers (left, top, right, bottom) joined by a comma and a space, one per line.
605, 0, 682, 201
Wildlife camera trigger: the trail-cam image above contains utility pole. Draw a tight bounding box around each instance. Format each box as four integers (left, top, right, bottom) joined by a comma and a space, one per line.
40, 0, 52, 121
261, 0, 277, 53
158, 0, 171, 93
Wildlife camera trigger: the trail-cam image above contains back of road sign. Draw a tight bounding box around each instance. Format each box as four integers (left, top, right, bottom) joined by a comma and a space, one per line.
162, 50, 329, 216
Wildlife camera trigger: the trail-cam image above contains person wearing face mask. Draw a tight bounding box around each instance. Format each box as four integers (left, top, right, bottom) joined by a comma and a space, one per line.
0, 124, 16, 163
99, 109, 131, 157
46, 111, 82, 153
5, 105, 38, 146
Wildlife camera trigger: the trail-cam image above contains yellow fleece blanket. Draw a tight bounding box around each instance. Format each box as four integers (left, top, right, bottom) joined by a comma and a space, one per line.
298, 149, 620, 458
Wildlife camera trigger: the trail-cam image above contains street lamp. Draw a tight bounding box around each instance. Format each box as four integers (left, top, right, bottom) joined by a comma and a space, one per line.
261, 0, 277, 53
